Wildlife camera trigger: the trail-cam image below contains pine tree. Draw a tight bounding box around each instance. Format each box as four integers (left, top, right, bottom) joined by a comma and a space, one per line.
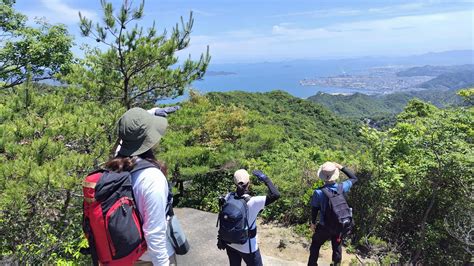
64, 0, 210, 109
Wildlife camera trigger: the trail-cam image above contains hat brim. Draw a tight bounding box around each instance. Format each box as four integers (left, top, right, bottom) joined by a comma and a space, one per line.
317, 166, 340, 182
119, 116, 168, 157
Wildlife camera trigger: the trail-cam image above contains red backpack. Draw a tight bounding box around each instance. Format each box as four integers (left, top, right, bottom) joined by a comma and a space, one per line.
82, 161, 156, 265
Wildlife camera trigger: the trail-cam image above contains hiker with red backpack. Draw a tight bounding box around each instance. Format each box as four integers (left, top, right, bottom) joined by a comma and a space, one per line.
217, 169, 280, 266
307, 162, 358, 266
83, 107, 179, 266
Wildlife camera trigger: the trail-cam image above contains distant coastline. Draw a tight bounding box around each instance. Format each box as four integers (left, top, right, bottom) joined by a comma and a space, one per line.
191, 50, 474, 99
205, 71, 237, 76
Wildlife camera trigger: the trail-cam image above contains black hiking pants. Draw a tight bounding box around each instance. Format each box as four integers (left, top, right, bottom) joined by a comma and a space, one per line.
307, 224, 342, 266
226, 246, 263, 266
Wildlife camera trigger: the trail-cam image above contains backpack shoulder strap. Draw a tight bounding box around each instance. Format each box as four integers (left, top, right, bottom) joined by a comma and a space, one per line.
321, 187, 334, 198
131, 160, 158, 173
129, 159, 174, 217
337, 183, 344, 195
242, 194, 251, 203
234, 193, 249, 207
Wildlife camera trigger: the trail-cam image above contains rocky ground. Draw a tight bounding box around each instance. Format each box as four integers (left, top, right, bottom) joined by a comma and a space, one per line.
173, 208, 361, 266
257, 220, 359, 265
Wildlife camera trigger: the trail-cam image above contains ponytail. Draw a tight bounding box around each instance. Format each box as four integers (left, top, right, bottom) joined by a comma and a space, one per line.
105, 148, 167, 176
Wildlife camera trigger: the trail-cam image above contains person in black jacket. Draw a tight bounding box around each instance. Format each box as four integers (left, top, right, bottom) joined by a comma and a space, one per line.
308, 162, 358, 266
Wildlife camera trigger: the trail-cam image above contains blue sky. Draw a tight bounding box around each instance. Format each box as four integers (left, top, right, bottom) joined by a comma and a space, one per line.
15, 0, 474, 63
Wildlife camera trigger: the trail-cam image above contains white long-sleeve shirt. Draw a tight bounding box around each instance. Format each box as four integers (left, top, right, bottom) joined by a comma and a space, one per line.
131, 161, 174, 266
225, 194, 266, 254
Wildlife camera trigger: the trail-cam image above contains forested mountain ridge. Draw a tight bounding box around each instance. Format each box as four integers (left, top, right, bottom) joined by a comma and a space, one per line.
419, 69, 474, 90
396, 64, 474, 77
206, 90, 361, 149
308, 88, 463, 120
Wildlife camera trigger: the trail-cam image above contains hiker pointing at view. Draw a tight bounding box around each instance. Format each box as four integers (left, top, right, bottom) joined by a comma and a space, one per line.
217, 169, 280, 266
308, 162, 358, 266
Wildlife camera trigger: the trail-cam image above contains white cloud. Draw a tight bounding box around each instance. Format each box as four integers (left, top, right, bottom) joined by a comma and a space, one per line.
187, 10, 474, 62
267, 8, 361, 19
191, 9, 216, 17
25, 0, 97, 24
368, 3, 425, 14
271, 10, 473, 41
267, 2, 434, 19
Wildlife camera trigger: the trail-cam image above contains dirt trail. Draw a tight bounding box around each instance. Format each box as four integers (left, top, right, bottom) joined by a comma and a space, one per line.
173, 208, 359, 266
257, 220, 358, 265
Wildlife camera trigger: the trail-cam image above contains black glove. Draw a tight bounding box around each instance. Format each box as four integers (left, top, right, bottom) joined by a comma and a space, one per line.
154, 106, 181, 117
217, 238, 227, 250
147, 106, 181, 117
252, 170, 268, 182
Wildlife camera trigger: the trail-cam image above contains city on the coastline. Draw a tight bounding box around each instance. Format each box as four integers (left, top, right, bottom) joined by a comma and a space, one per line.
300, 67, 433, 94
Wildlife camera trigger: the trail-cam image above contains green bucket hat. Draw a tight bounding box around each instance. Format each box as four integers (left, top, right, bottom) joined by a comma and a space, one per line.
117, 107, 168, 157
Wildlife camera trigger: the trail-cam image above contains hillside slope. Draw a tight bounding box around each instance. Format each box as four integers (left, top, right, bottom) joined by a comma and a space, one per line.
419, 70, 474, 90
396, 64, 474, 77
160, 90, 364, 224
206, 90, 361, 149
308, 88, 462, 119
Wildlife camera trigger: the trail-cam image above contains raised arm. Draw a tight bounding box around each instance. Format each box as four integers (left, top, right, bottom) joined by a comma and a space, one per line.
334, 162, 358, 192
341, 166, 358, 185
252, 170, 281, 206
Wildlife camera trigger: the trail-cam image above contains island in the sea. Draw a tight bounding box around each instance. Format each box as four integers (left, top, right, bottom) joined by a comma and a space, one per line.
205, 71, 237, 76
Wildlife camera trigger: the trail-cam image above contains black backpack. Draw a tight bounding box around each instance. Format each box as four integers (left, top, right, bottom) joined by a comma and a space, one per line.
217, 193, 256, 248
321, 184, 353, 235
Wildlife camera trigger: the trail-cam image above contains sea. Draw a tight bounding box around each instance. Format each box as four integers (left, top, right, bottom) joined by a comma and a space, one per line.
157, 50, 474, 104
192, 60, 370, 99
160, 60, 372, 104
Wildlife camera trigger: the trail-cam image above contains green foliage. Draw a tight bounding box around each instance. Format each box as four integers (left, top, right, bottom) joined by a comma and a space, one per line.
1, 84, 121, 263
159, 90, 362, 225
458, 87, 474, 106
308, 89, 463, 121
308, 92, 401, 119
2, 82, 472, 265
0, 0, 73, 89
351, 100, 474, 264
294, 223, 313, 240
62, 0, 210, 109
0, 0, 26, 32
207, 90, 362, 151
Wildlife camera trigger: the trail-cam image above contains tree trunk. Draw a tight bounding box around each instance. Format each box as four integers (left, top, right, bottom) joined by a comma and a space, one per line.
412, 192, 436, 264
124, 77, 130, 109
